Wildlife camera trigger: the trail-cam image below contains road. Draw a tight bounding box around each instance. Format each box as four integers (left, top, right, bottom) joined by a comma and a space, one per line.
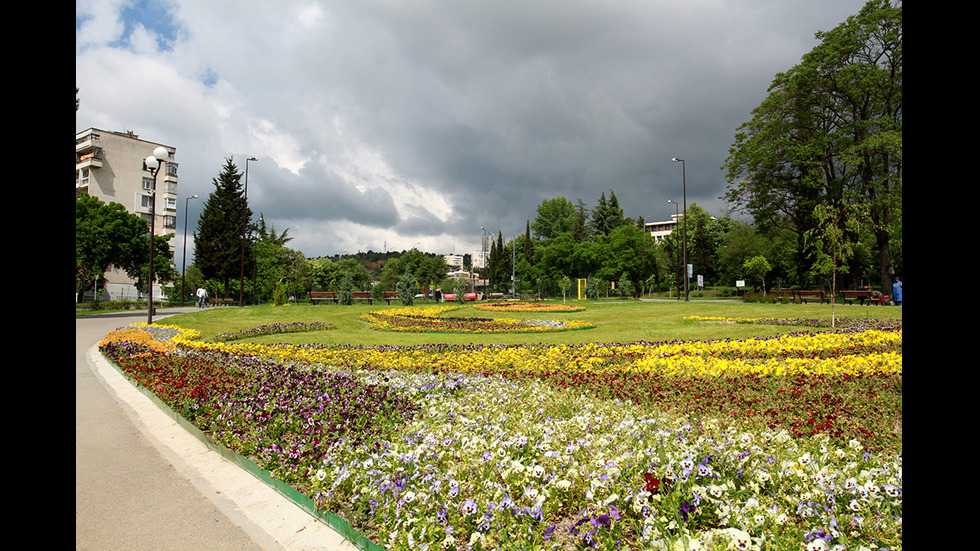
76, 309, 360, 550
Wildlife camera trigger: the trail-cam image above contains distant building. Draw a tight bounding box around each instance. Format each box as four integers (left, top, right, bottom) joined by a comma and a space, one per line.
443, 254, 465, 268
76, 128, 179, 301
644, 214, 681, 243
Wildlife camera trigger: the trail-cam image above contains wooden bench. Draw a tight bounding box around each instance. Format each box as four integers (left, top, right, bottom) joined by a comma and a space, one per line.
208, 297, 237, 307
769, 290, 797, 303
839, 290, 871, 305
382, 291, 400, 304
351, 291, 373, 303
839, 290, 889, 306
308, 291, 337, 304
796, 290, 827, 304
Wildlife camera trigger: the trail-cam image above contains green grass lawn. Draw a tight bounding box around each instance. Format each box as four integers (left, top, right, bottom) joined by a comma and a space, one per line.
162, 299, 903, 347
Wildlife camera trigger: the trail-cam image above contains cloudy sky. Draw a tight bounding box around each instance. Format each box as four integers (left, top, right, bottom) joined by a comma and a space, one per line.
76, 0, 868, 266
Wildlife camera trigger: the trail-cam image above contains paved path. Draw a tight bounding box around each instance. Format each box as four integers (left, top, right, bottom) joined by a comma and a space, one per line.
76, 309, 360, 551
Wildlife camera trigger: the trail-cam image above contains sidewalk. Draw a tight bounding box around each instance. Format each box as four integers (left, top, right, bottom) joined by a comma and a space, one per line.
76, 309, 360, 550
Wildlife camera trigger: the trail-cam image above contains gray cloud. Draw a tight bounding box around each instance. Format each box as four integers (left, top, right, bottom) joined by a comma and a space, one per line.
76, 0, 870, 265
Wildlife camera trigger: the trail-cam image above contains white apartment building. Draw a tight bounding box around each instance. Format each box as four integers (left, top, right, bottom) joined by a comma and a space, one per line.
76, 128, 179, 301
644, 214, 680, 243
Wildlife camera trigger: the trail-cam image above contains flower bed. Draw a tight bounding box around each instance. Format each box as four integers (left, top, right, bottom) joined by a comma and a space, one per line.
473, 302, 586, 313
362, 305, 595, 334
213, 321, 334, 342
98, 319, 902, 550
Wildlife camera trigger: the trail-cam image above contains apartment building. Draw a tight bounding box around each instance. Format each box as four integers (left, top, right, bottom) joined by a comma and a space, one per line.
76, 127, 179, 301
644, 214, 680, 243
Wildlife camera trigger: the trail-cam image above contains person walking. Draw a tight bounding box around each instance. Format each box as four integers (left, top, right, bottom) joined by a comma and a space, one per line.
196, 285, 208, 308
891, 277, 902, 306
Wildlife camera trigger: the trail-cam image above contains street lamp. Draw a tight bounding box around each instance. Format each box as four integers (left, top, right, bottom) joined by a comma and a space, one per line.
181, 194, 199, 306
511, 231, 523, 297
143, 146, 170, 324
480, 226, 487, 293
667, 199, 681, 300
671, 157, 689, 302
239, 157, 257, 306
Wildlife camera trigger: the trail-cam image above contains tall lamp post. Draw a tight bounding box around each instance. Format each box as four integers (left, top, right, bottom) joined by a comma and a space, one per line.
480, 226, 487, 294
667, 199, 681, 300
143, 146, 170, 324
180, 194, 199, 306
512, 231, 520, 297
239, 157, 257, 306
671, 157, 689, 302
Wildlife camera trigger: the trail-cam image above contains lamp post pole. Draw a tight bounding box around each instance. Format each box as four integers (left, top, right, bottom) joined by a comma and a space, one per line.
143, 146, 170, 324
512, 231, 520, 297
239, 157, 257, 306
480, 227, 487, 294
671, 158, 689, 302
667, 199, 680, 300
181, 194, 198, 307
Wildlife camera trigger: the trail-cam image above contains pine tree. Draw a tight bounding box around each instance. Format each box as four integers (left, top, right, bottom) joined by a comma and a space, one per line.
194, 157, 253, 297
524, 219, 533, 264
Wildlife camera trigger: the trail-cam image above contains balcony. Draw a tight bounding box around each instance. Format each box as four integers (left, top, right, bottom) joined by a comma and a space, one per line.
77, 151, 103, 169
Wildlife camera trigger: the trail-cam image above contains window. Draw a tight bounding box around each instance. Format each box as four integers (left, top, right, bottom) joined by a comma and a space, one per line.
140, 195, 154, 209
164, 215, 176, 228
165, 198, 177, 210
142, 177, 154, 191
167, 162, 178, 176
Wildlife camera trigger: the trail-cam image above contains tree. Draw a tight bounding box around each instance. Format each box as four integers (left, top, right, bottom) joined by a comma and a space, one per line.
724, 0, 901, 291
75, 193, 172, 299
531, 197, 578, 241
558, 275, 571, 303
590, 191, 626, 237
397, 269, 416, 305
194, 158, 253, 297
806, 205, 861, 327
742, 255, 772, 295
602, 224, 657, 296
255, 214, 292, 246
523, 219, 534, 265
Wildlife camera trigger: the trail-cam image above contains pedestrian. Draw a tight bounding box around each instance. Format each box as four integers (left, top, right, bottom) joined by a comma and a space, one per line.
196, 285, 208, 308
891, 277, 902, 306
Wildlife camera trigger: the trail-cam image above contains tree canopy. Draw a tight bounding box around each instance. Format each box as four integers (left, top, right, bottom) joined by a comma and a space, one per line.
194, 157, 253, 296
75, 193, 173, 295
724, 0, 901, 290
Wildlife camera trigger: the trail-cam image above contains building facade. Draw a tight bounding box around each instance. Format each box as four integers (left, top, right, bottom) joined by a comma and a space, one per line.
644, 214, 680, 243
76, 128, 179, 301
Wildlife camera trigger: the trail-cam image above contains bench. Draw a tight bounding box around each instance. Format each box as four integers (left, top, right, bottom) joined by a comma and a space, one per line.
839, 290, 889, 306
796, 290, 827, 304
769, 290, 797, 303
839, 290, 871, 305
309, 291, 337, 304
382, 291, 400, 304
208, 297, 237, 307
351, 291, 373, 303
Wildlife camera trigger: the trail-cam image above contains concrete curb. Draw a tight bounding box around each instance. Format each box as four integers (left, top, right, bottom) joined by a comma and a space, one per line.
88, 343, 368, 551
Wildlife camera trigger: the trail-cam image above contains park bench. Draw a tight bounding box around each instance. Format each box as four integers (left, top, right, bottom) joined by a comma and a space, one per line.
208, 297, 237, 307
839, 290, 890, 306
839, 290, 871, 305
769, 290, 797, 303
308, 291, 337, 304
796, 290, 827, 304
382, 291, 400, 304
351, 291, 373, 303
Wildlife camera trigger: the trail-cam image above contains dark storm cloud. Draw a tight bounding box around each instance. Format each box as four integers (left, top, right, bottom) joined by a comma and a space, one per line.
76, 0, 871, 263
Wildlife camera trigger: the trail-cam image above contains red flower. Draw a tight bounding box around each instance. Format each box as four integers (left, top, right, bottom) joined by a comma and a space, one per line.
644, 472, 660, 493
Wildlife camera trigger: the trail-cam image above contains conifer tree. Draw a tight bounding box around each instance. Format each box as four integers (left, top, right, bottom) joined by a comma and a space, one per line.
194, 157, 252, 297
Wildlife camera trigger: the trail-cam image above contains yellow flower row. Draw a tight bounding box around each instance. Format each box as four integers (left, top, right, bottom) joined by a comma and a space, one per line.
175, 328, 900, 378
473, 302, 586, 312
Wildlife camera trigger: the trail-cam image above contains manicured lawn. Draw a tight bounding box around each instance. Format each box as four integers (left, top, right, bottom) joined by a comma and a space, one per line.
165, 299, 902, 346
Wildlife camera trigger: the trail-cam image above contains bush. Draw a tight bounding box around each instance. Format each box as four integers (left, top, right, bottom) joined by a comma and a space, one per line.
271, 282, 288, 306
